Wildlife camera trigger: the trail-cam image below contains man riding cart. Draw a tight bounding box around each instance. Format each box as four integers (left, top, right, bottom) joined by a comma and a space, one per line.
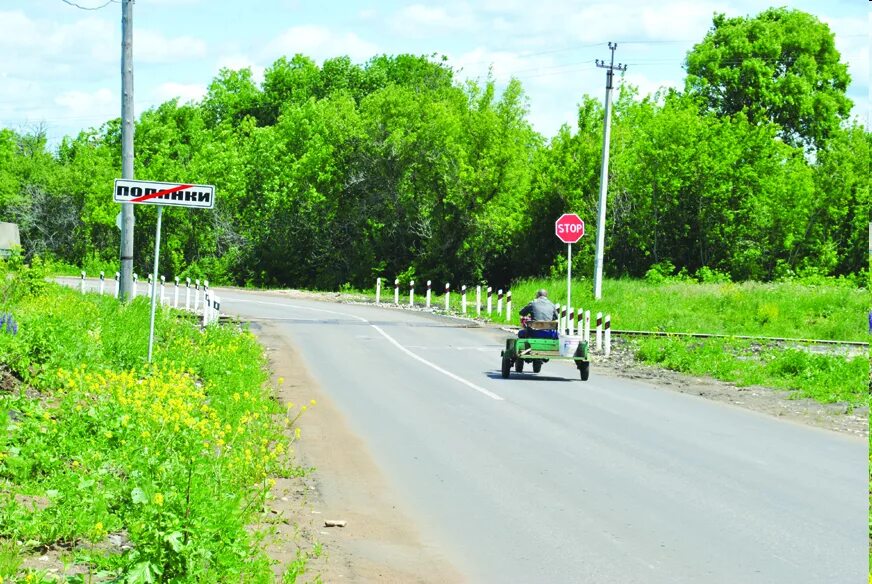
500, 289, 590, 380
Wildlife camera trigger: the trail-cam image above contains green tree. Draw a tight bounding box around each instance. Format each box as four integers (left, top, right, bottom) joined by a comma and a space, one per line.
685, 7, 852, 149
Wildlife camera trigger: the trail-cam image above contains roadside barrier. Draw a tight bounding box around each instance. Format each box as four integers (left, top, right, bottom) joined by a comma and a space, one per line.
371, 278, 608, 342
75, 271, 218, 324
596, 312, 603, 352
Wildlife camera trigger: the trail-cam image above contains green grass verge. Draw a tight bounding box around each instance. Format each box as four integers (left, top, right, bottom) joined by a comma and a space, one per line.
631, 336, 867, 405
509, 277, 868, 341
0, 262, 310, 582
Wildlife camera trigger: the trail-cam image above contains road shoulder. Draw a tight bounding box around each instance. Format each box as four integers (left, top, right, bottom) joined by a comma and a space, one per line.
251, 321, 465, 583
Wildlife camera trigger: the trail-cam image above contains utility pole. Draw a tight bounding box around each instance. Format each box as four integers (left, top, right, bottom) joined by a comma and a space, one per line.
592, 42, 626, 300
119, 0, 135, 300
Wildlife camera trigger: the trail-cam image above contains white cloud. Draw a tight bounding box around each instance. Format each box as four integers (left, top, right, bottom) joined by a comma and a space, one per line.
53, 87, 117, 125
390, 4, 477, 36
153, 82, 207, 104
263, 25, 380, 64
137, 30, 208, 63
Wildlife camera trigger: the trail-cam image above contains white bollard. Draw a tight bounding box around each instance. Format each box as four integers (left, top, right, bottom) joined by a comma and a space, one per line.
561, 305, 567, 333
476, 285, 481, 316
99, 271, 105, 296
596, 312, 603, 352
114, 272, 119, 299
185, 278, 191, 310
555, 304, 561, 330
604, 314, 611, 357
148, 274, 154, 300
487, 286, 493, 315
497, 289, 503, 316
444, 283, 450, 311
80, 271, 86, 294
194, 279, 201, 311
132, 274, 138, 299
461, 285, 467, 314
409, 280, 415, 307
202, 289, 210, 325
394, 278, 399, 305
213, 295, 221, 322
174, 277, 180, 308
568, 307, 574, 335
575, 308, 581, 337
506, 290, 512, 323
160, 276, 166, 305
375, 277, 381, 305
426, 280, 432, 308
583, 310, 590, 342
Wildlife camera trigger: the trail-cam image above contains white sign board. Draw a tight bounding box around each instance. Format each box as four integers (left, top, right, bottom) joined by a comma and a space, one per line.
114, 179, 215, 209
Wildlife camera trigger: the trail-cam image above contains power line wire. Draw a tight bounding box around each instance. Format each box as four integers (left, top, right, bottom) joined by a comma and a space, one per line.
60, 0, 117, 10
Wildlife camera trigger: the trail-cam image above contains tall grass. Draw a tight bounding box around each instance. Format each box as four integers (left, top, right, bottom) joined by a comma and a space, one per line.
509, 277, 868, 341
0, 265, 309, 582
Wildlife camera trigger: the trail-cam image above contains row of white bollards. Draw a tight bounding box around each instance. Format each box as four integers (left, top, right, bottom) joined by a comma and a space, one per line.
373, 277, 611, 355
376, 278, 516, 322
78, 271, 219, 326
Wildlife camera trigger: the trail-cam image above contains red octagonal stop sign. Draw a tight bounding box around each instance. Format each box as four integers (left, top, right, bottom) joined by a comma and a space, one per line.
555, 213, 585, 244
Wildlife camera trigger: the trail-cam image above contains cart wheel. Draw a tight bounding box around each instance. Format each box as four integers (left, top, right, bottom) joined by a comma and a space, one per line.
532, 360, 542, 373
579, 361, 590, 381
514, 359, 524, 373
501, 356, 511, 379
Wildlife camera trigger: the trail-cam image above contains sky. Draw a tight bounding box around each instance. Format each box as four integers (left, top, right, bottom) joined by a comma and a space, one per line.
0, 0, 868, 145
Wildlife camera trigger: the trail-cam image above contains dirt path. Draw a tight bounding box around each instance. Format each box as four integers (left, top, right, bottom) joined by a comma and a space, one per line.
253, 322, 465, 583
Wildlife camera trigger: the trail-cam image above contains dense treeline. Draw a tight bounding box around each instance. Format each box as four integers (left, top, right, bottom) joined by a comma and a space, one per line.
0, 8, 868, 288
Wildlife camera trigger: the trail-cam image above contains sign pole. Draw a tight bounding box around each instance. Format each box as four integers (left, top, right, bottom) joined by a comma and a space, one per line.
567, 243, 572, 333
147, 206, 163, 362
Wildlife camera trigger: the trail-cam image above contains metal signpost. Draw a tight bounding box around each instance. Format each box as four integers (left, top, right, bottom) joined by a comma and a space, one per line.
114, 179, 215, 361
555, 213, 585, 316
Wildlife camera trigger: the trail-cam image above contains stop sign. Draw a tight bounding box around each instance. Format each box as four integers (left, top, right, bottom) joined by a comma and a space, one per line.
555, 213, 585, 244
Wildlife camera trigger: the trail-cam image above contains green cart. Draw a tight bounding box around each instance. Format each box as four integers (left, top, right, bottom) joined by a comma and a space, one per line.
500, 322, 590, 381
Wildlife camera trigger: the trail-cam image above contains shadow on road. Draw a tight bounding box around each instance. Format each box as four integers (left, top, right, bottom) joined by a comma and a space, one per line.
484, 371, 575, 383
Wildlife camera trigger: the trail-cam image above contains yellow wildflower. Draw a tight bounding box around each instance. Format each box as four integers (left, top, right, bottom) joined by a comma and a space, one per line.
294, 428, 301, 440
277, 377, 285, 385
153, 493, 164, 506
310, 399, 317, 406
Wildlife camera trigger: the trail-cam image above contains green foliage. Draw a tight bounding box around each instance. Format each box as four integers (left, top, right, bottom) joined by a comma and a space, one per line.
633, 336, 867, 405
1, 15, 867, 289
685, 7, 852, 149
509, 277, 868, 341
0, 273, 312, 581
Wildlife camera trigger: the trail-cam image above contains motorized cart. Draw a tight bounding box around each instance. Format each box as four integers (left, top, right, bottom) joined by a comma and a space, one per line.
500, 320, 590, 380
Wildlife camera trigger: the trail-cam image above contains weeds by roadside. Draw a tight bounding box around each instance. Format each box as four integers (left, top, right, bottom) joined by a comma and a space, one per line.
0, 259, 315, 582
630, 336, 868, 406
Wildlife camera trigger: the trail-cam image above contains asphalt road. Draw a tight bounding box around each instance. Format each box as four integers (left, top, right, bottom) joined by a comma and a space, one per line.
68, 280, 869, 583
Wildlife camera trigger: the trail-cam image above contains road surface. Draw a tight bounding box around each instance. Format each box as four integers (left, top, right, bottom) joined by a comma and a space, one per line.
68, 280, 869, 583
